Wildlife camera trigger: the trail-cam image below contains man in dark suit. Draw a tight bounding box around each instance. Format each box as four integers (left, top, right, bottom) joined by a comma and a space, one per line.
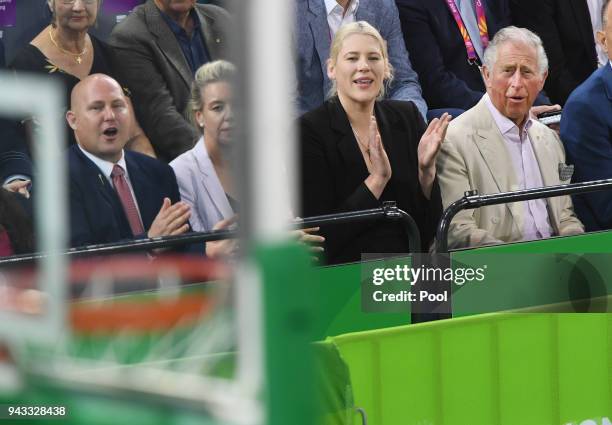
510, 0, 602, 106
395, 0, 512, 112
560, 0, 612, 231
108, 0, 231, 162
66, 73, 191, 248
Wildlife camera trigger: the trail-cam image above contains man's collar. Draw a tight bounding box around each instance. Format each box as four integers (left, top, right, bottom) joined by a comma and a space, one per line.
484, 93, 533, 135
158, 7, 200, 36
324, 0, 359, 15
78, 145, 126, 180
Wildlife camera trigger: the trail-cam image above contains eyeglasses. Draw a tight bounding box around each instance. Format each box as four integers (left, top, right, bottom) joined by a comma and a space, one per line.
60, 0, 97, 5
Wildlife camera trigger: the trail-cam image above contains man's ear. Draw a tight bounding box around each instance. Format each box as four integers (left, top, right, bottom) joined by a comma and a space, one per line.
597, 30, 608, 53
66, 110, 77, 130
539, 69, 549, 90
481, 65, 492, 89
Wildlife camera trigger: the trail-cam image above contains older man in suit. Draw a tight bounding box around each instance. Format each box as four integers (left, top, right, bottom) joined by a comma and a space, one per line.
109, 0, 231, 162
295, 0, 428, 119
66, 74, 191, 248
436, 26, 583, 249
560, 0, 612, 231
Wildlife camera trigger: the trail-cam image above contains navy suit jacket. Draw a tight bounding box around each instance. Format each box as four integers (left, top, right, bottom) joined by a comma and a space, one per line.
295, 0, 427, 119
68, 145, 181, 248
395, 0, 511, 110
560, 65, 612, 231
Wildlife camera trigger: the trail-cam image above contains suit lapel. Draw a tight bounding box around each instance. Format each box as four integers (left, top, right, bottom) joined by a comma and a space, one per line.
125, 153, 156, 230
196, 6, 223, 60
73, 147, 130, 236
329, 100, 369, 177
193, 143, 234, 220
355, 4, 376, 27
307, 0, 333, 95
144, 0, 192, 88
374, 102, 405, 181
471, 99, 521, 222
602, 64, 612, 101
529, 125, 560, 229
74, 147, 118, 209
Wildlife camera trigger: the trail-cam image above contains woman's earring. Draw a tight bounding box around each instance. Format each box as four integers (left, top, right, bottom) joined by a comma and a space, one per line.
199, 122, 204, 128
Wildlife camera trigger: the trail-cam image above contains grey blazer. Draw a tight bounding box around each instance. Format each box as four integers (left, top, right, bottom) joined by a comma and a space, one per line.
170, 138, 234, 232
294, 0, 427, 118
109, 1, 231, 162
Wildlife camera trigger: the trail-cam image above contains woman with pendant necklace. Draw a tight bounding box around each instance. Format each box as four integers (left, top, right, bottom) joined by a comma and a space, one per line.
299, 21, 451, 265
10, 0, 153, 156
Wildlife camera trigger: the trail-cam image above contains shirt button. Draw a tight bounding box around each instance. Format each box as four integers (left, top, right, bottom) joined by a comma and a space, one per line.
491, 217, 500, 224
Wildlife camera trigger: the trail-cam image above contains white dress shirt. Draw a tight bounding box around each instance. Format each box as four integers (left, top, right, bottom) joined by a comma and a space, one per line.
324, 0, 360, 38
484, 95, 554, 241
78, 146, 142, 217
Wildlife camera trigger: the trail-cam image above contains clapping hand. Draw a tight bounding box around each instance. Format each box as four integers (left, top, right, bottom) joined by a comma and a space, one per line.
418, 113, 451, 172
417, 113, 451, 198
148, 197, 191, 238
367, 115, 392, 180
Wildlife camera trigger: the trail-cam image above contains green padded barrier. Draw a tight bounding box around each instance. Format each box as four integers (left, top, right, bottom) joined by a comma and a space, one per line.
327, 313, 611, 425
312, 259, 411, 340
312, 231, 612, 340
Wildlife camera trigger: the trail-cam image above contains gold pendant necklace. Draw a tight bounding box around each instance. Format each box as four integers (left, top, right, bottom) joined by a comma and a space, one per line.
49, 29, 88, 64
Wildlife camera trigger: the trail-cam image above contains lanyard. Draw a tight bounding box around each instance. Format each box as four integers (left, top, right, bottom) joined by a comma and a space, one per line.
445, 0, 489, 65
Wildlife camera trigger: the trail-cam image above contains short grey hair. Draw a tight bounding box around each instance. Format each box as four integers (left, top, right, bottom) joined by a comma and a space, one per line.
188, 60, 236, 126
483, 26, 548, 76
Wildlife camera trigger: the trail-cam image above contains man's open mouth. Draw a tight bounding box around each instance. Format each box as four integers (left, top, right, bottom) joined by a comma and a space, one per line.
103, 127, 118, 137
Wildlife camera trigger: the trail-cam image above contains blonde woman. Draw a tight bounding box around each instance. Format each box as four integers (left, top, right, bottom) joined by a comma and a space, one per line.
300, 21, 451, 264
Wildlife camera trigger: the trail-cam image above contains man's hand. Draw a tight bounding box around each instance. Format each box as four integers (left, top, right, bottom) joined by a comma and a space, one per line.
530, 104, 562, 134
147, 197, 190, 238
3, 179, 31, 198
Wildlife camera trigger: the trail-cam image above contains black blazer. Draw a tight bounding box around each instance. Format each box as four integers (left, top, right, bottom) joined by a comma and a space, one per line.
299, 98, 442, 265
68, 145, 181, 248
510, 0, 598, 105
395, 0, 512, 110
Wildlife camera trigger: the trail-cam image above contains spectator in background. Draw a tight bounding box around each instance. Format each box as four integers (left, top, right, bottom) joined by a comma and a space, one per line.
66, 74, 191, 248
171, 60, 324, 257
10, 0, 153, 156
170, 60, 237, 233
295, 0, 428, 120
560, 0, 612, 231
395, 0, 512, 113
437, 27, 583, 249
109, 0, 231, 162
300, 22, 447, 264
510, 0, 603, 106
